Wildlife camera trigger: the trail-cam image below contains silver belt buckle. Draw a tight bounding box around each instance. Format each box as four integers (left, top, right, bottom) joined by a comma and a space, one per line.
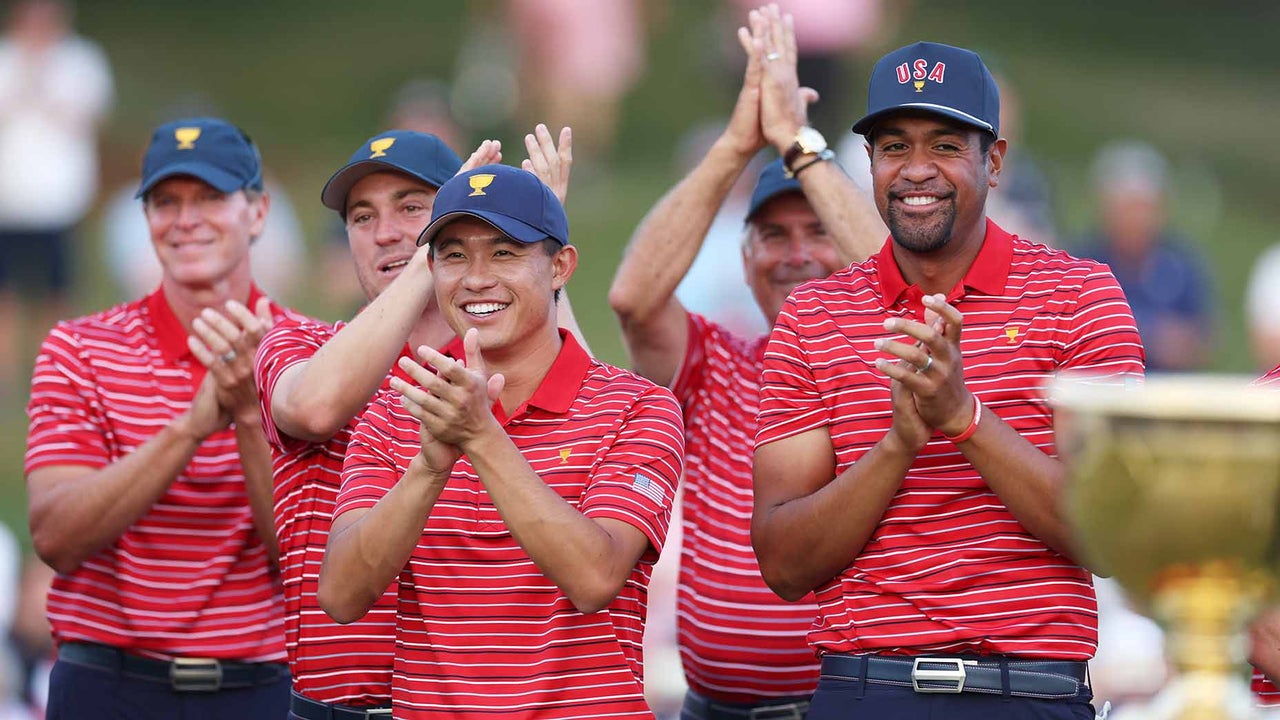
911, 657, 972, 693
364, 710, 393, 717
170, 656, 223, 692
747, 701, 808, 720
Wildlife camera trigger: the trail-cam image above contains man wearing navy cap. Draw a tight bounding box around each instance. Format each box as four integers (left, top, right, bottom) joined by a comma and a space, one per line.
319, 165, 684, 719
26, 116, 302, 718
254, 126, 577, 719
751, 41, 1144, 719
609, 8, 883, 719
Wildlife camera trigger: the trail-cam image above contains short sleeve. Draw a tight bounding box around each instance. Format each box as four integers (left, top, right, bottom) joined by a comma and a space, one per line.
669, 313, 712, 407
754, 294, 825, 448
334, 393, 403, 519
254, 319, 333, 450
25, 324, 111, 473
578, 386, 684, 555
1059, 264, 1146, 377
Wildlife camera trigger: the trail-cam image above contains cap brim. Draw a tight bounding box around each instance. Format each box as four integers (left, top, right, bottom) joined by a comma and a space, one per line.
747, 186, 804, 222
416, 210, 555, 248
852, 103, 995, 136
320, 159, 448, 212
135, 162, 244, 198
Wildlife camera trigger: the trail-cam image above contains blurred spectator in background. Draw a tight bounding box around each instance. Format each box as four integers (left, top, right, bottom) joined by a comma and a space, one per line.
985, 71, 1056, 246
100, 172, 305, 303
1078, 140, 1213, 372
1245, 242, 1280, 372
0, 525, 15, 636
6, 556, 53, 718
509, 0, 645, 164
0, 0, 112, 398
387, 78, 464, 150
0, 524, 26, 720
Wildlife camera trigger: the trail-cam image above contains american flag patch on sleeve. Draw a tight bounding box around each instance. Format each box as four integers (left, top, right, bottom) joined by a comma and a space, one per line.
631, 472, 665, 505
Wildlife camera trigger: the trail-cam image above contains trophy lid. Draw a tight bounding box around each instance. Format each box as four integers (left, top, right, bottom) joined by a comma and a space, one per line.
1050, 373, 1280, 422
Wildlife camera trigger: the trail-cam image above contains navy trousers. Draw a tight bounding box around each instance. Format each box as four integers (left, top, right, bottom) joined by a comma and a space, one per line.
805, 675, 1097, 720
47, 656, 290, 720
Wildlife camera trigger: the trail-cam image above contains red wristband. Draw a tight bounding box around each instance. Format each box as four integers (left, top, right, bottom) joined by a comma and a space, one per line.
944, 396, 982, 443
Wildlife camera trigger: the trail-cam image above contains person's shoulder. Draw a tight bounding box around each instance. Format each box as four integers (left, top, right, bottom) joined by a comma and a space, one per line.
586, 359, 679, 403
38, 298, 147, 362
265, 312, 338, 340
268, 301, 321, 325
53, 297, 146, 337
1011, 234, 1115, 277
687, 311, 769, 358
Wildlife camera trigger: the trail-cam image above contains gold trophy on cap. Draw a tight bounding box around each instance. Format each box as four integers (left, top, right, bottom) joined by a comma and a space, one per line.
1052, 374, 1280, 720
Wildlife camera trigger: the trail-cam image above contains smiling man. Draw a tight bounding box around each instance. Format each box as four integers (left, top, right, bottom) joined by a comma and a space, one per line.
319, 164, 685, 719
26, 117, 300, 719
750, 42, 1145, 720
253, 127, 582, 720
607, 7, 884, 719
255, 129, 465, 720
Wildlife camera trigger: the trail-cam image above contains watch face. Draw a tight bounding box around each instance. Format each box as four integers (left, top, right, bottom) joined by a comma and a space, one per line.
797, 127, 827, 154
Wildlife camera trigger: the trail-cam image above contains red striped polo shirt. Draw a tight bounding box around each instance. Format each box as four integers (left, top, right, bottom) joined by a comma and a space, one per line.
255, 317, 422, 704
1253, 670, 1280, 705
755, 220, 1145, 660
25, 286, 301, 662
335, 332, 683, 719
669, 313, 819, 702
1252, 366, 1280, 702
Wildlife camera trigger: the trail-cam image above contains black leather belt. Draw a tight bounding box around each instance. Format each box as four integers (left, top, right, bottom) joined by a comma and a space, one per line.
683, 689, 811, 720
820, 654, 1089, 700
290, 690, 392, 719
58, 641, 288, 693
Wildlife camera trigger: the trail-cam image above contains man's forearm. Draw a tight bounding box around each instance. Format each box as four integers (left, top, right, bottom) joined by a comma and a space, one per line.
465, 430, 631, 614
235, 417, 279, 564
609, 140, 754, 324
319, 457, 447, 623
274, 258, 435, 441
753, 436, 915, 601
28, 420, 207, 573
793, 158, 886, 266
956, 408, 1079, 562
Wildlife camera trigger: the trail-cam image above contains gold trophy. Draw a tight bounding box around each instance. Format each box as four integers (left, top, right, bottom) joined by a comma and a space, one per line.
1052, 374, 1280, 720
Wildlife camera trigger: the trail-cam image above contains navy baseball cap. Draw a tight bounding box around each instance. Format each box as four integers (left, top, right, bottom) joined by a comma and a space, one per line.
745, 158, 803, 221
136, 117, 262, 198
416, 164, 568, 248
321, 130, 462, 213
852, 41, 1000, 138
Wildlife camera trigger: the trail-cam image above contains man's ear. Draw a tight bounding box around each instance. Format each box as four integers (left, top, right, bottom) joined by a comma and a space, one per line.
551, 244, 578, 292
987, 137, 1008, 189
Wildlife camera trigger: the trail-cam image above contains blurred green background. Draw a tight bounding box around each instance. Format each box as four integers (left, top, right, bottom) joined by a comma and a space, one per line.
3, 0, 1278, 545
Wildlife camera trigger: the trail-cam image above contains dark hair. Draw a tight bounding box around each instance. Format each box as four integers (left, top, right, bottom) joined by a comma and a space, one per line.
536, 238, 563, 303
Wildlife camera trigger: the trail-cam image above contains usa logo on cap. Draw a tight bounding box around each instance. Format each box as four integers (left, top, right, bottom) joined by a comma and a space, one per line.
896, 59, 946, 92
